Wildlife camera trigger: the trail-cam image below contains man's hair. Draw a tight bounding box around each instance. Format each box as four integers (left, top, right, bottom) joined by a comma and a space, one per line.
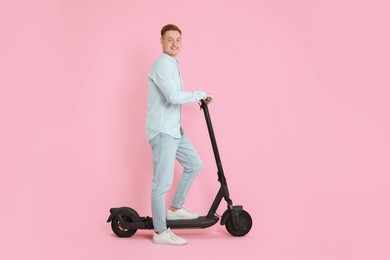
161, 24, 182, 37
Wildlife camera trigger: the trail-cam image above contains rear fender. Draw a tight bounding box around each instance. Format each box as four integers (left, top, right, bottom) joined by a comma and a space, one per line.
106, 207, 139, 223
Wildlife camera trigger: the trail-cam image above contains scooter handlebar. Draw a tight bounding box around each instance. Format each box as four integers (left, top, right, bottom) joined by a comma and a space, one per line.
200, 97, 211, 109
200, 96, 212, 107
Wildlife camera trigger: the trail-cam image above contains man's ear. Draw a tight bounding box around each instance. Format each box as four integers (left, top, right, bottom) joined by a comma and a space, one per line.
160, 37, 163, 45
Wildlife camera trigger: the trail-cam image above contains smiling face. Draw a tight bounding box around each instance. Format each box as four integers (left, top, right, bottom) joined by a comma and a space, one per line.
161, 30, 182, 58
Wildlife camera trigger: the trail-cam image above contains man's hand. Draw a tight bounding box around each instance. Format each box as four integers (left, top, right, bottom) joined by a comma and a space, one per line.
204, 93, 214, 104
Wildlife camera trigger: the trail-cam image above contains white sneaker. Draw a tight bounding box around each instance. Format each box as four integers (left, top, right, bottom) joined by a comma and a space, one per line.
153, 228, 188, 245
166, 208, 200, 220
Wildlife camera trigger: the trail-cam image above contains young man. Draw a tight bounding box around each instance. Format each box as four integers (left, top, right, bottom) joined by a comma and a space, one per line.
145, 24, 213, 245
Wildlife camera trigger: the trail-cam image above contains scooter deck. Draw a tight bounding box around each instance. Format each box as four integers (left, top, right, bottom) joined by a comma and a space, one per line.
167, 215, 220, 229
118, 214, 220, 230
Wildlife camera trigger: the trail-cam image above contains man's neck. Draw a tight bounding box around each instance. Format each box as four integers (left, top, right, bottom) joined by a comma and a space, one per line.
163, 52, 178, 60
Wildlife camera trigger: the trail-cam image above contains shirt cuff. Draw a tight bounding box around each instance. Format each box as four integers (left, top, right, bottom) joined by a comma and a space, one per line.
195, 91, 207, 100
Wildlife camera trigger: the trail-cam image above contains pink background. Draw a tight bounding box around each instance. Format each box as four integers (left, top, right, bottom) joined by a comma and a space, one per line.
1, 0, 389, 259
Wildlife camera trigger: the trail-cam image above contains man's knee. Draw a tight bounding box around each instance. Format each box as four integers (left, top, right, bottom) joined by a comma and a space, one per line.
152, 179, 173, 196
192, 158, 203, 174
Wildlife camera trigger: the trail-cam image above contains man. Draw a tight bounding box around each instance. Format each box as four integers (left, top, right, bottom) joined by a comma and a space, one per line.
145, 24, 213, 245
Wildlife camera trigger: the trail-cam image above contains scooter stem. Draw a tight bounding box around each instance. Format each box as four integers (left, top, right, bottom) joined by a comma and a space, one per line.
200, 99, 225, 182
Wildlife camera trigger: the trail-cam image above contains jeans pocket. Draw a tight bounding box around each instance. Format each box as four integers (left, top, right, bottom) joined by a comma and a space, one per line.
149, 133, 162, 150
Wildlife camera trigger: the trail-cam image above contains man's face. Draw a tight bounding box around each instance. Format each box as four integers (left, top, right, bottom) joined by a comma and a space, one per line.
161, 30, 182, 58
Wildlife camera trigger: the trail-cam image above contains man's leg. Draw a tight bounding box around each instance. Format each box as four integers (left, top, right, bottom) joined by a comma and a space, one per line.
149, 133, 179, 232
171, 134, 203, 209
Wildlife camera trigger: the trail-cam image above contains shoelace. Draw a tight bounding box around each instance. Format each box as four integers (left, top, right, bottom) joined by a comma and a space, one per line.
167, 228, 180, 240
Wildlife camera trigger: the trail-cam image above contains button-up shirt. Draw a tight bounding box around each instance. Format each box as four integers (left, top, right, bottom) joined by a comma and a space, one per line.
145, 53, 207, 140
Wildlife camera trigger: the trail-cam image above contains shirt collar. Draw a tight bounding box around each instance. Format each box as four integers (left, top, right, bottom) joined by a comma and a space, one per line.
162, 53, 179, 64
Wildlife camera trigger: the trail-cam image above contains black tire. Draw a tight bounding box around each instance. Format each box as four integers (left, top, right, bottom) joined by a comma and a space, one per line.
225, 210, 252, 237
111, 209, 139, 237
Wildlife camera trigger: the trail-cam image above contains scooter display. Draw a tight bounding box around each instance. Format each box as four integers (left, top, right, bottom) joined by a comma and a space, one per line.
107, 99, 252, 237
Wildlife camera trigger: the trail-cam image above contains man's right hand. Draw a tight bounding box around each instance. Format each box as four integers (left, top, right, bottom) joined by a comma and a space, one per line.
205, 93, 214, 104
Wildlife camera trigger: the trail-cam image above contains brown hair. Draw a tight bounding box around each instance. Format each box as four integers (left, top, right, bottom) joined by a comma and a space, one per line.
161, 24, 182, 37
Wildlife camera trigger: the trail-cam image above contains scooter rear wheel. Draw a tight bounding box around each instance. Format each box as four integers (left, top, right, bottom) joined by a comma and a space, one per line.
111, 208, 139, 237
225, 210, 252, 237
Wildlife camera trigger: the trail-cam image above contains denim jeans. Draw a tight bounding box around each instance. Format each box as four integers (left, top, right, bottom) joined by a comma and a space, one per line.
149, 131, 203, 232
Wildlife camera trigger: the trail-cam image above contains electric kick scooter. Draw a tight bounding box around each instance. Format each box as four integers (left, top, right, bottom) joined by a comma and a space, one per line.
107, 99, 252, 237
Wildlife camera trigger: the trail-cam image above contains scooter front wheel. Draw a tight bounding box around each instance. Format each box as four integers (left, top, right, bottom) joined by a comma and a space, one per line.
111, 208, 139, 237
225, 210, 252, 237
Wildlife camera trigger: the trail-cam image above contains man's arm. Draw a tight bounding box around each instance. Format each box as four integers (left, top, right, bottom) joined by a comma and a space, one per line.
152, 67, 207, 104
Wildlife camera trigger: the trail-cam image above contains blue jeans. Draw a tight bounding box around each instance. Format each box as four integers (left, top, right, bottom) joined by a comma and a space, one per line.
149, 132, 203, 232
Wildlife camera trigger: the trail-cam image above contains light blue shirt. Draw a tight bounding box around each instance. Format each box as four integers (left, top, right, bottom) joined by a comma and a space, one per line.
145, 53, 207, 140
